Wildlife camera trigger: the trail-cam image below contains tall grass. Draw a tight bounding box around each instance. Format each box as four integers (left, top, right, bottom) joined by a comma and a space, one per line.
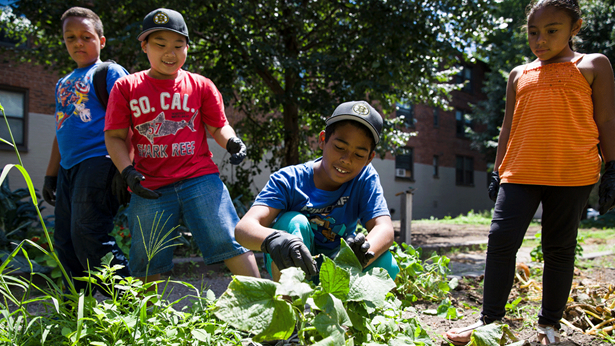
0, 102, 246, 345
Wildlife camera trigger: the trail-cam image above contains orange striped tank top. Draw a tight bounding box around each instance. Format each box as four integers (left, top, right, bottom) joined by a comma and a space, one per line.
499, 55, 601, 186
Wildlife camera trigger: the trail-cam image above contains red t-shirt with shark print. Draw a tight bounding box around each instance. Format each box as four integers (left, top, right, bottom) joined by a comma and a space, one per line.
105, 70, 228, 190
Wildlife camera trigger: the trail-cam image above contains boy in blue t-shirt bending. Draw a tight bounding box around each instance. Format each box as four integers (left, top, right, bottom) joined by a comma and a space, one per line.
235, 100, 399, 281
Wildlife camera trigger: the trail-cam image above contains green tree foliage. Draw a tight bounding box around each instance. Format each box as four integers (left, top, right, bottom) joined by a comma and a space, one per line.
469, 0, 615, 167
3, 0, 498, 173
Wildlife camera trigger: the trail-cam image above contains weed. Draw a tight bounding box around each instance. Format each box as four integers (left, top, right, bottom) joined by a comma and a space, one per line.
391, 242, 456, 306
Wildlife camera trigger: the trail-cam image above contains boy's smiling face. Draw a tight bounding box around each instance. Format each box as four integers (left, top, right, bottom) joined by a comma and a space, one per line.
63, 16, 105, 68
142, 30, 188, 79
314, 122, 375, 191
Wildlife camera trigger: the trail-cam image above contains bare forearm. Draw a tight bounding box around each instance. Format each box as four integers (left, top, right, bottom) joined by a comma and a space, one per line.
207, 124, 236, 148
104, 130, 132, 172
598, 118, 615, 162
235, 219, 274, 251
364, 216, 395, 266
45, 136, 61, 176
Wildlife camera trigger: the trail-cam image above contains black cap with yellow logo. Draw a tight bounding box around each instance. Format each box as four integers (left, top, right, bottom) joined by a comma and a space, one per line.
326, 101, 383, 144
137, 8, 189, 42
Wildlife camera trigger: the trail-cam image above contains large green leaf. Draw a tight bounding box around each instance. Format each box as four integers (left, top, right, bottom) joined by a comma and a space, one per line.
312, 292, 351, 344
214, 276, 295, 342
470, 323, 520, 346
319, 257, 350, 300
276, 267, 314, 305
333, 239, 363, 275
347, 267, 396, 309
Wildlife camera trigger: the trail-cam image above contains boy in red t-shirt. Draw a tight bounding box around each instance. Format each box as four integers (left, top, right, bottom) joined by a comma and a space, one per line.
104, 8, 260, 283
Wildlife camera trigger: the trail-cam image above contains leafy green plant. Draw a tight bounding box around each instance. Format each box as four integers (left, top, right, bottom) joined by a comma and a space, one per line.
214, 240, 434, 345
136, 211, 182, 280
391, 242, 457, 306
423, 298, 461, 320
0, 177, 47, 252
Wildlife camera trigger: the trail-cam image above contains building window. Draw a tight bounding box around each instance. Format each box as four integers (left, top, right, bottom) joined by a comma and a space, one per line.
433, 155, 439, 178
395, 147, 413, 180
456, 155, 474, 186
456, 65, 473, 93
396, 102, 414, 128
433, 108, 439, 127
456, 110, 472, 137
0, 87, 28, 149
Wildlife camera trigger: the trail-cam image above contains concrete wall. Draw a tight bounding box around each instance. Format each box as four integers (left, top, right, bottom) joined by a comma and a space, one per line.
1, 112, 56, 217
372, 158, 493, 220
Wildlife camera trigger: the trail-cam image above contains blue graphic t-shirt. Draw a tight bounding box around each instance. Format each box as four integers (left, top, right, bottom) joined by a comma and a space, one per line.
253, 158, 390, 254
55, 62, 129, 169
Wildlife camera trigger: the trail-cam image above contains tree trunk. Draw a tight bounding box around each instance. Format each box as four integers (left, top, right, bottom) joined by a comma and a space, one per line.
283, 101, 300, 167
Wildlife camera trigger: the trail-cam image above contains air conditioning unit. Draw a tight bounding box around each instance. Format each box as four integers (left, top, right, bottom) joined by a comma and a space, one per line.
395, 168, 407, 177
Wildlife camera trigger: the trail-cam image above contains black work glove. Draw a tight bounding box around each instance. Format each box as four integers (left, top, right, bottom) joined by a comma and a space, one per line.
111, 169, 131, 207
226, 137, 247, 165
599, 161, 615, 215
345, 233, 374, 267
42, 176, 57, 206
261, 231, 318, 278
488, 171, 500, 202
120, 165, 161, 200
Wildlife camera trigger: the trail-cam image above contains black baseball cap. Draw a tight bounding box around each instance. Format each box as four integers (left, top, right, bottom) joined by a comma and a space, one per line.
326, 101, 383, 144
137, 8, 189, 42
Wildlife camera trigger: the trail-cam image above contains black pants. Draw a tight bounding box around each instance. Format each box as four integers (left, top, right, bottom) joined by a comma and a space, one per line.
54, 156, 130, 296
481, 183, 593, 328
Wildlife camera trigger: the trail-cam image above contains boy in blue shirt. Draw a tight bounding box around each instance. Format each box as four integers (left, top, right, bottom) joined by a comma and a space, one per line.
235, 101, 399, 281
43, 7, 130, 295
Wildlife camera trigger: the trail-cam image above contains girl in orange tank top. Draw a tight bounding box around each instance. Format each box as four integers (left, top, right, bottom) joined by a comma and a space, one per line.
445, 1, 615, 345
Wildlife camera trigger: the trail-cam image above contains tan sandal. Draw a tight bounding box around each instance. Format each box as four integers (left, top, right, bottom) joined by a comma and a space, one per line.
536, 324, 560, 344
443, 320, 485, 345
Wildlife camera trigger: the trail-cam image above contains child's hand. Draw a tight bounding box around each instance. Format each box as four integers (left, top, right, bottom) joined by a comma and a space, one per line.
599, 161, 615, 215
226, 137, 247, 165
261, 231, 318, 278
43, 176, 57, 206
488, 171, 500, 202
121, 165, 162, 200
345, 233, 375, 267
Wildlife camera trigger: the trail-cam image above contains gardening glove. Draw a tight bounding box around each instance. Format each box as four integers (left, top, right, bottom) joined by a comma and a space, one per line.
488, 171, 500, 202
261, 231, 318, 278
42, 175, 57, 206
111, 168, 131, 207
226, 137, 247, 165
345, 233, 375, 267
599, 160, 615, 215
121, 165, 161, 200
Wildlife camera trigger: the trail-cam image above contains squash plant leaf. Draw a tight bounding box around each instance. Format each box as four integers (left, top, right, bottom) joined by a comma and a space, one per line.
214, 276, 295, 342
313, 292, 351, 344
276, 267, 314, 305
319, 257, 350, 300
334, 239, 363, 274
348, 267, 396, 309
470, 322, 520, 346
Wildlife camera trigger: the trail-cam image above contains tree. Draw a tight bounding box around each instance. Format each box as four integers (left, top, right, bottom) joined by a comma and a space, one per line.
3, 0, 498, 198
469, 0, 615, 168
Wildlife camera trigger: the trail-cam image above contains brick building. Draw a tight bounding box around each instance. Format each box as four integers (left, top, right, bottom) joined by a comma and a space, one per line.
371, 61, 493, 220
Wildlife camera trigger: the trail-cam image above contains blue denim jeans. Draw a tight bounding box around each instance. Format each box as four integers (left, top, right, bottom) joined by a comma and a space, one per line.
54, 156, 130, 295
482, 183, 593, 328
264, 212, 400, 280
127, 173, 248, 277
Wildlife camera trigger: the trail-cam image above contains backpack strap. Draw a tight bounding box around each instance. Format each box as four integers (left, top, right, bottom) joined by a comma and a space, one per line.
93, 60, 116, 110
